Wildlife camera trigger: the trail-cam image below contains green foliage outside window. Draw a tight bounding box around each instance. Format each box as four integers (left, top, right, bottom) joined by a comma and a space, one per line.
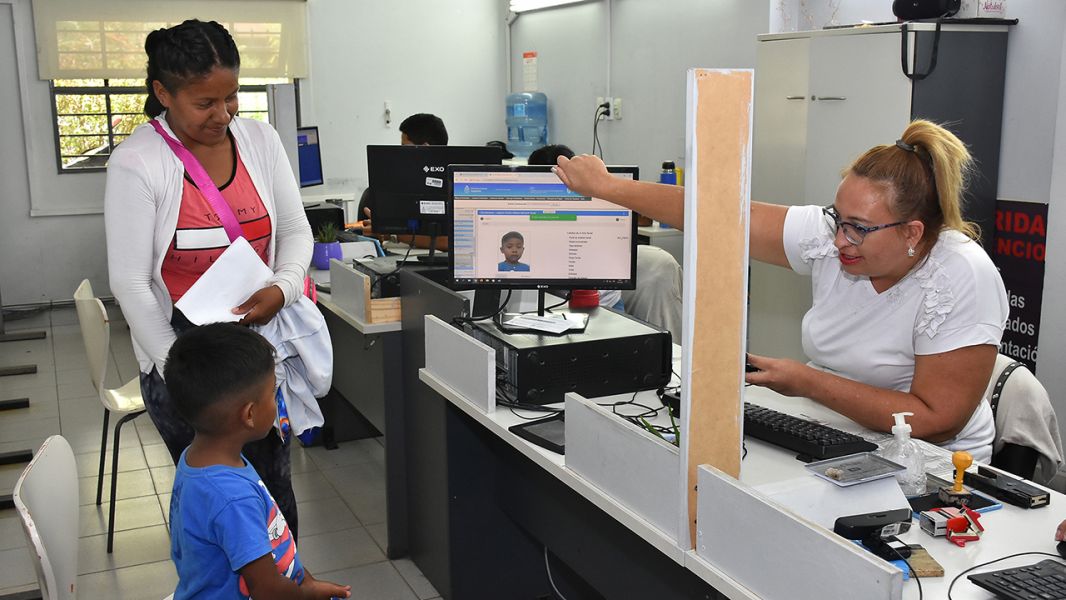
52, 78, 284, 172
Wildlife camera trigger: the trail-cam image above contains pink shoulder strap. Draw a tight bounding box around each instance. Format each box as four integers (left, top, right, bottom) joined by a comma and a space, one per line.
150, 119, 244, 243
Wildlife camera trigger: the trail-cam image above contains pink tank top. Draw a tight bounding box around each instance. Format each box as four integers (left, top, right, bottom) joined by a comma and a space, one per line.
161, 146, 271, 302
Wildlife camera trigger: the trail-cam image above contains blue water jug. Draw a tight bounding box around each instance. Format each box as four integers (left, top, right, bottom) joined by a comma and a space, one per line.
506, 92, 548, 158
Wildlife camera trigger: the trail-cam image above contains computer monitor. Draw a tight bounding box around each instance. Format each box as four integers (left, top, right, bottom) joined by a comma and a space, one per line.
297, 126, 323, 188
449, 165, 638, 329
366, 145, 504, 238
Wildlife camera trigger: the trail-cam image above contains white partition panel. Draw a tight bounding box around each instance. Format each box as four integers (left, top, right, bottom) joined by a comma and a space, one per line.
423, 315, 495, 414
696, 465, 902, 600
565, 394, 681, 543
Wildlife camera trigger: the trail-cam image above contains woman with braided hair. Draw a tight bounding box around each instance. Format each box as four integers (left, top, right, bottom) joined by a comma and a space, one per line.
105, 19, 312, 537
554, 120, 1009, 460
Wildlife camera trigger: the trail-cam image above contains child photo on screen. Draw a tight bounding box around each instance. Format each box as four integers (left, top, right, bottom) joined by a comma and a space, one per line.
498, 231, 531, 272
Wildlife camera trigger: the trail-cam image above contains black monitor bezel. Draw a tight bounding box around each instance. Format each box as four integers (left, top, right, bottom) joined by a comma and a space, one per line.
366, 145, 504, 236
296, 125, 323, 188
447, 164, 639, 291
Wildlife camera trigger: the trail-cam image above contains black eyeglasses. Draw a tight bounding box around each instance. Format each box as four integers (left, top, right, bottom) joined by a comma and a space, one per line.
822, 206, 906, 246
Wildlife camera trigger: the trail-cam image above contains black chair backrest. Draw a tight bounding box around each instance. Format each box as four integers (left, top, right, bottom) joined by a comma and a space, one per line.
989, 360, 1040, 481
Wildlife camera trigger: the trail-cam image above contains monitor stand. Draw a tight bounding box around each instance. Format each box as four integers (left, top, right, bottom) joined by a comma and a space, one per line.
414, 231, 449, 265
497, 290, 589, 334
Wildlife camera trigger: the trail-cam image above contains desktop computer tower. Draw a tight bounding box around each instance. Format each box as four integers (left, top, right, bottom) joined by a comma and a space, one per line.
466, 308, 672, 406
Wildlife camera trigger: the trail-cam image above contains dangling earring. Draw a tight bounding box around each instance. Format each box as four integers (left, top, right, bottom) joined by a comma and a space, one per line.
907, 246, 916, 258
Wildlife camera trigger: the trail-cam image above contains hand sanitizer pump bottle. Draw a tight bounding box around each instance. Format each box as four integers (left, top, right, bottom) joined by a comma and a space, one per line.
883, 412, 926, 496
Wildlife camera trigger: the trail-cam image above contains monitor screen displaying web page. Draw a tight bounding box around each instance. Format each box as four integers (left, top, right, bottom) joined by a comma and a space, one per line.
450, 166, 637, 289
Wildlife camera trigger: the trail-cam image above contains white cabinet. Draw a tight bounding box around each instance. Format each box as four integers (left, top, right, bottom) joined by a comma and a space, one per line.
749, 23, 1011, 361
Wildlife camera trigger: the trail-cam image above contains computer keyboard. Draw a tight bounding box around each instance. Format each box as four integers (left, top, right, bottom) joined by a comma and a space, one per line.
969, 559, 1066, 600
743, 403, 878, 461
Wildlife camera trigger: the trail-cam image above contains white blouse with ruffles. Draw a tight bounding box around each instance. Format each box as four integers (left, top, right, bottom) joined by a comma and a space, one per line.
782, 205, 1009, 460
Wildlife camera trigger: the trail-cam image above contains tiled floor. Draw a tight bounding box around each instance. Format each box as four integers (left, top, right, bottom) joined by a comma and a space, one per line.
0, 306, 439, 599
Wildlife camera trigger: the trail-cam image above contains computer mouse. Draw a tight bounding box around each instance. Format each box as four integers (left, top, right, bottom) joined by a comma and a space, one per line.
1057, 541, 1066, 559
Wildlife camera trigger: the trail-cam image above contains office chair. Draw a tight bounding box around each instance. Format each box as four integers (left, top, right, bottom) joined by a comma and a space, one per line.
986, 354, 1064, 484
620, 245, 683, 344
14, 435, 175, 600
73, 279, 146, 553
13, 435, 78, 600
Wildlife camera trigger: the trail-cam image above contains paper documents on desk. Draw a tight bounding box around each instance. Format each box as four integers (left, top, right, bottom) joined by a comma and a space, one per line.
755, 475, 909, 531
174, 237, 273, 325
505, 315, 574, 334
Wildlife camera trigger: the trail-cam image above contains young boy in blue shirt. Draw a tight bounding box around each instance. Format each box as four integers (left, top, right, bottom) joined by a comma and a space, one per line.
498, 231, 530, 272
165, 323, 351, 600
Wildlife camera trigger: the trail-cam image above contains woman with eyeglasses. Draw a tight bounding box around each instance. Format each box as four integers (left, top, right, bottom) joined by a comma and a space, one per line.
553, 120, 1008, 460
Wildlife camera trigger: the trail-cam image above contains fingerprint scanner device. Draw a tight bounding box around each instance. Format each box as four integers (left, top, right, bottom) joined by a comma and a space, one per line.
465, 308, 671, 406
963, 465, 1050, 509
833, 508, 913, 561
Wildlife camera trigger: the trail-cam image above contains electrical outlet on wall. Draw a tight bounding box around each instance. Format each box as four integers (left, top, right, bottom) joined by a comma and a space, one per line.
596, 96, 621, 120
596, 96, 609, 119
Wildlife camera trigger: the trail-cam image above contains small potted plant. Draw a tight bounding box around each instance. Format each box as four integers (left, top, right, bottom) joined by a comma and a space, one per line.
311, 222, 343, 270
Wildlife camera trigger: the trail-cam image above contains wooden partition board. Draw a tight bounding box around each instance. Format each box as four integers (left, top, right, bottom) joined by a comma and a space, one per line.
423, 315, 495, 414
696, 465, 901, 600
564, 394, 681, 544
679, 69, 753, 547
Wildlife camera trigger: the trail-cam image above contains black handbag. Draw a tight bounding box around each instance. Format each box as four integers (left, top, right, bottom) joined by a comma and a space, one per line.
892, 0, 960, 20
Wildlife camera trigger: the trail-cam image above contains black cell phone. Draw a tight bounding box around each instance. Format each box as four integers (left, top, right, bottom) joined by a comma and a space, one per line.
508, 413, 566, 455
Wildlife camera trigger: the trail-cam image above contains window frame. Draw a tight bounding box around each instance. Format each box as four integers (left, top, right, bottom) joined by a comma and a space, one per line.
49, 79, 274, 174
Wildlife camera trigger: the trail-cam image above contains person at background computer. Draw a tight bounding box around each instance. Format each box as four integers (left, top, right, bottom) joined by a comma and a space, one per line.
498, 231, 531, 272
553, 121, 1008, 461
104, 19, 310, 537
358, 113, 450, 251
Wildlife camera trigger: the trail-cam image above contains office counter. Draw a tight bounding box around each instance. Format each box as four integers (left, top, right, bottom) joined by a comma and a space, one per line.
416, 355, 1062, 600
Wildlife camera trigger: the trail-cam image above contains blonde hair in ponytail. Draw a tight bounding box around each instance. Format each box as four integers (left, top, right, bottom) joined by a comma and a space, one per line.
846, 119, 978, 247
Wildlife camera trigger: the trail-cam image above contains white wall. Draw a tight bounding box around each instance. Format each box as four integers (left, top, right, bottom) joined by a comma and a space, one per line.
508, 0, 770, 179
0, 0, 110, 306
300, 0, 508, 194
1036, 32, 1066, 448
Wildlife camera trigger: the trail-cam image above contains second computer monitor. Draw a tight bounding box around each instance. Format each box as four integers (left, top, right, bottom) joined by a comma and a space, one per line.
366, 145, 503, 236
297, 126, 323, 188
449, 165, 638, 290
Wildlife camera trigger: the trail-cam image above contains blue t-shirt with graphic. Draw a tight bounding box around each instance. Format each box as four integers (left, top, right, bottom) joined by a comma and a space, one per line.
171, 450, 304, 599
498, 260, 530, 272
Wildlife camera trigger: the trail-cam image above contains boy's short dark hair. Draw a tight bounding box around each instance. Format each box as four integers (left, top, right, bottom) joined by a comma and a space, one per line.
527, 144, 575, 166
164, 323, 276, 431
501, 231, 524, 245
400, 113, 448, 145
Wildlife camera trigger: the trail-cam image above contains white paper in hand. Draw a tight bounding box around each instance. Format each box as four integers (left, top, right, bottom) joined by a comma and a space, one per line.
174, 237, 274, 325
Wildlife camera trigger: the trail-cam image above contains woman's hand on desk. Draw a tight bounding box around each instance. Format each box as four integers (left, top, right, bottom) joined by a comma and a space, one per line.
235, 285, 285, 326
1056, 519, 1066, 541
744, 353, 814, 397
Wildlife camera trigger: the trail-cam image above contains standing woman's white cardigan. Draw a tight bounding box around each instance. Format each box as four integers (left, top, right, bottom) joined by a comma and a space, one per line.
105, 113, 313, 375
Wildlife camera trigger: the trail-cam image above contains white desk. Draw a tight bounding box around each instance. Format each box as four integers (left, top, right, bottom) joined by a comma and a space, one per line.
419, 359, 1061, 599
739, 387, 1062, 600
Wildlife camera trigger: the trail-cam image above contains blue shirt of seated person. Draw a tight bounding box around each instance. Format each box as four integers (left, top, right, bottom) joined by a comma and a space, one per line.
498, 260, 530, 272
